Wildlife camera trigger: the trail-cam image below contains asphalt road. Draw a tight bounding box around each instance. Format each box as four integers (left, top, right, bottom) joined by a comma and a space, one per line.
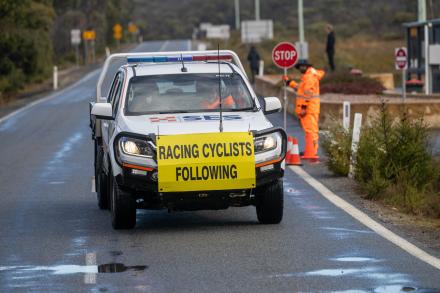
0, 40, 439, 293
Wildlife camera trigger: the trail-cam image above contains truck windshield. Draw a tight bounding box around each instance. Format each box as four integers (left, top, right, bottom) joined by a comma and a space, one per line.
125, 73, 255, 115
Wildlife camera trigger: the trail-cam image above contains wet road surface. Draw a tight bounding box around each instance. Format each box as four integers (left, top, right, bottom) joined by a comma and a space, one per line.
0, 40, 439, 292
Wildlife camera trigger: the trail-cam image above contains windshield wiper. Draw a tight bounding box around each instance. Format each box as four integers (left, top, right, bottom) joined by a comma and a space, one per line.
157, 110, 189, 114
228, 107, 256, 112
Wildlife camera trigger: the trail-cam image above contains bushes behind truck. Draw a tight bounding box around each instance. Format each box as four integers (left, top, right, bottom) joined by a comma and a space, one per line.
321, 103, 440, 218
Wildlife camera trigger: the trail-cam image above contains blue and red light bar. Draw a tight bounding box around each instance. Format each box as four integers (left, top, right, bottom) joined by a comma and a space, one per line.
127, 55, 233, 64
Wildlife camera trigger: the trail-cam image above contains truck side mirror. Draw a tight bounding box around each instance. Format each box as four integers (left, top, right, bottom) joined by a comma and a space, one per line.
263, 97, 282, 114
91, 103, 114, 120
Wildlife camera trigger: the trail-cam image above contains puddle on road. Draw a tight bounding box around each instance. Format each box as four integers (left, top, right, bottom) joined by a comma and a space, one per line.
376, 286, 415, 292
0, 263, 147, 275
267, 265, 412, 288
109, 250, 123, 257
322, 227, 374, 234
321, 226, 375, 239
98, 263, 147, 273
330, 256, 382, 263
285, 187, 302, 196
332, 285, 419, 293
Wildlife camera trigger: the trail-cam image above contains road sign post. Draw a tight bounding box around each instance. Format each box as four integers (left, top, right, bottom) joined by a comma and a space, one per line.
343, 101, 350, 131
113, 24, 123, 48
53, 66, 58, 90
349, 113, 362, 178
395, 47, 408, 103
272, 42, 298, 131
70, 29, 81, 67
83, 30, 96, 65
128, 22, 138, 43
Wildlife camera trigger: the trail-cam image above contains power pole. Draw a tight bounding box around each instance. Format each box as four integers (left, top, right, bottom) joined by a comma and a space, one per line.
298, 0, 305, 43
418, 0, 427, 21
255, 0, 260, 21
419, 0, 431, 94
235, 0, 240, 29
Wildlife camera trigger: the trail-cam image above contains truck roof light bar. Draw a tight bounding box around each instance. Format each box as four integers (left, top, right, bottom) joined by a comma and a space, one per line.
96, 50, 247, 100
127, 55, 233, 64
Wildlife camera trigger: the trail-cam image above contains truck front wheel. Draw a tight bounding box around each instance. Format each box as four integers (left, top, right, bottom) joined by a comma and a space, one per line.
255, 179, 284, 224
110, 176, 136, 230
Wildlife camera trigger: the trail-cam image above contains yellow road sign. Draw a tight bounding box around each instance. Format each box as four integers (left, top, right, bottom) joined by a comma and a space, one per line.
113, 32, 122, 40
113, 24, 123, 40
82, 30, 96, 41
128, 23, 138, 34
113, 23, 122, 33
157, 132, 256, 192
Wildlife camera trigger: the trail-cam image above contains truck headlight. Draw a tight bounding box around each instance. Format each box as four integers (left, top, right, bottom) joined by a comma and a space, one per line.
254, 133, 277, 153
119, 137, 154, 158
254, 129, 286, 165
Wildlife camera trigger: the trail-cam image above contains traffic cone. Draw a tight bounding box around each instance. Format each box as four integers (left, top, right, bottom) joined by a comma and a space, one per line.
285, 136, 293, 163
301, 133, 320, 162
286, 136, 302, 166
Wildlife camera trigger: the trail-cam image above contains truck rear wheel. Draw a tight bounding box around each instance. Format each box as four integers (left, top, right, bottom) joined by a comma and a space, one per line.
255, 179, 284, 224
110, 176, 136, 230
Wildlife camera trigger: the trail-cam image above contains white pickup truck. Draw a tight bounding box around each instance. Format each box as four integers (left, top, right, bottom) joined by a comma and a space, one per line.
90, 50, 287, 229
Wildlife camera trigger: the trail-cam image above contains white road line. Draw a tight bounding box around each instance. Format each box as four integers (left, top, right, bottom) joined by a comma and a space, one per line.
84, 252, 97, 284
0, 69, 99, 125
159, 40, 169, 52
91, 176, 96, 193
289, 165, 440, 271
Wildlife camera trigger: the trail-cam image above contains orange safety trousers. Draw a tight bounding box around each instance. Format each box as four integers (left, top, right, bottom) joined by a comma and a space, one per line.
299, 113, 319, 158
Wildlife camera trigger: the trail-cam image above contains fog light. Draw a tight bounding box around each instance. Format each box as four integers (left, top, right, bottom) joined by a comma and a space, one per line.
151, 171, 158, 181
260, 164, 274, 172
132, 169, 147, 176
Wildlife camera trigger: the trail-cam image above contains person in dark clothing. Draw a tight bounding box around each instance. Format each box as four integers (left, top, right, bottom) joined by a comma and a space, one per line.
325, 24, 336, 72
247, 46, 260, 84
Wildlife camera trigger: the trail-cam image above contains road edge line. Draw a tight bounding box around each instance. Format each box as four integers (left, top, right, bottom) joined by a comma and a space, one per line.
289, 165, 440, 270
158, 40, 170, 52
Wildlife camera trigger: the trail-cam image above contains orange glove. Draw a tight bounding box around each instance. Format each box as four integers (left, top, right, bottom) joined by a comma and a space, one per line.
282, 75, 289, 82
288, 80, 298, 88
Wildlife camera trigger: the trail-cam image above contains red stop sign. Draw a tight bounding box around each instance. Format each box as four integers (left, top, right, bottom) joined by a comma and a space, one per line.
272, 42, 298, 69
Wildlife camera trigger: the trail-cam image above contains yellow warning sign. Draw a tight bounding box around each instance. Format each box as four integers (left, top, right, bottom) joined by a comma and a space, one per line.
83, 30, 96, 41
157, 132, 256, 192
113, 23, 122, 33
113, 24, 122, 40
128, 22, 138, 34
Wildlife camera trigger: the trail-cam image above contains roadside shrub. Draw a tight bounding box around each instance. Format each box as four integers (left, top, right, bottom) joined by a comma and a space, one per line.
355, 103, 438, 215
0, 1, 54, 98
321, 73, 385, 95
321, 120, 352, 176
322, 102, 440, 217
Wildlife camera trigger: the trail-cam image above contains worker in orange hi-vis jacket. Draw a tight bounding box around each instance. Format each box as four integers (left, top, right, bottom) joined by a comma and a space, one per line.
282, 60, 325, 160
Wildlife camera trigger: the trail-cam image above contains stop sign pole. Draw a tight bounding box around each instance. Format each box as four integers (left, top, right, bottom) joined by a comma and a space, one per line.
395, 47, 408, 102
272, 42, 298, 131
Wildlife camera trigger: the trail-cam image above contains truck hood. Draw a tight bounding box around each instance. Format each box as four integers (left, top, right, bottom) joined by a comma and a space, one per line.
118, 112, 273, 136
